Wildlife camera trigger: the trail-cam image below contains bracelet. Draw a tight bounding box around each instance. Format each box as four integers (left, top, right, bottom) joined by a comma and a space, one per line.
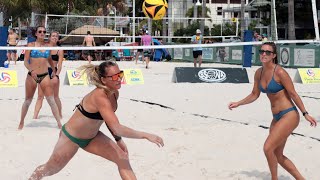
302, 111, 308, 116
115, 136, 122, 142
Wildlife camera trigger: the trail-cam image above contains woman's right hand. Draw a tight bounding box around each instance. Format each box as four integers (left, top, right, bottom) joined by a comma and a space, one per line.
228, 102, 240, 110
145, 133, 164, 147
30, 71, 37, 79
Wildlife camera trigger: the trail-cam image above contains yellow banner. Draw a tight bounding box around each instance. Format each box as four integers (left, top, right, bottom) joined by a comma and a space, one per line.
123, 69, 144, 85
298, 68, 320, 84
0, 70, 18, 88
65, 70, 88, 86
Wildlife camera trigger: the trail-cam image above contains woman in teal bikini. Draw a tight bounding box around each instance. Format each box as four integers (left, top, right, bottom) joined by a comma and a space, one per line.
228, 42, 317, 179
18, 26, 61, 130
33, 31, 64, 119
29, 61, 164, 180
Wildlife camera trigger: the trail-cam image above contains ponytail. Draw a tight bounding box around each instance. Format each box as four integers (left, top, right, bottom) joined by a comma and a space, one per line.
78, 61, 118, 95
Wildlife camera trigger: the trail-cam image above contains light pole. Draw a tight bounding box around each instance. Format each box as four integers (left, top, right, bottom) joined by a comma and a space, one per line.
200, 0, 206, 35
193, 0, 202, 23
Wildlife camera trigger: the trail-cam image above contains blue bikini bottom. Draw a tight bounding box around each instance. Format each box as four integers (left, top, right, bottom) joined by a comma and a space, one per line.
273, 106, 297, 121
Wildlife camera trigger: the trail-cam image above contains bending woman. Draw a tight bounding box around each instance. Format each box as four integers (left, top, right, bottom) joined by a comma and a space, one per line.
34, 31, 63, 119
18, 26, 62, 130
228, 42, 317, 180
29, 61, 164, 180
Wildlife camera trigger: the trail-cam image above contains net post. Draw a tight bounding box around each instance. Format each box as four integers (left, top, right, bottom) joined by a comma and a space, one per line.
0, 26, 8, 67
243, 30, 253, 68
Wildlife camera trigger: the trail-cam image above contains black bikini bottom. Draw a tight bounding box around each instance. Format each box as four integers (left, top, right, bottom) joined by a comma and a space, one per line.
28, 72, 49, 84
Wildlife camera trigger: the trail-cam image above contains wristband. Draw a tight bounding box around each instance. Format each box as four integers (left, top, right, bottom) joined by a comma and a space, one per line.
302, 111, 308, 116
115, 136, 122, 142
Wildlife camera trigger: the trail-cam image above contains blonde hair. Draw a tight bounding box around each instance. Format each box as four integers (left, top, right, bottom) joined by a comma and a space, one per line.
78, 61, 118, 95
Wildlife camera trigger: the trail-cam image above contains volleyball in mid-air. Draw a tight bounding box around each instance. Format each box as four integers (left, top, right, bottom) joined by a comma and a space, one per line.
142, 0, 168, 20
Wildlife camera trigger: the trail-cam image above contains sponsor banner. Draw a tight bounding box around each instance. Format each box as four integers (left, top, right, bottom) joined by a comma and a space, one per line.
203, 48, 213, 60
0, 70, 18, 87
64, 70, 88, 86
123, 69, 144, 85
216, 47, 229, 62
296, 68, 320, 84
232, 50, 242, 61
172, 67, 249, 83
294, 49, 315, 67
174, 48, 183, 59
279, 47, 290, 66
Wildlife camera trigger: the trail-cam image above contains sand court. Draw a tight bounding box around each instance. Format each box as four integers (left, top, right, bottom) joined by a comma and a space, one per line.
0, 61, 320, 179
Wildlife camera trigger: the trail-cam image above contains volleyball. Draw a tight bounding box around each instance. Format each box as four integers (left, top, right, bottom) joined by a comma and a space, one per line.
142, 0, 168, 20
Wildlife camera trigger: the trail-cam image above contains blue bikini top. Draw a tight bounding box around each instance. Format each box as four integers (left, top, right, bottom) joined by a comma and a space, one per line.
259, 65, 284, 94
30, 44, 50, 59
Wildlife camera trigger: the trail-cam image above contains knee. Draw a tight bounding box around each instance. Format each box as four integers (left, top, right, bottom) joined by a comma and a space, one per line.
54, 96, 60, 101
276, 154, 286, 163
46, 96, 56, 106
263, 143, 275, 156
114, 150, 130, 167
44, 155, 64, 175
24, 99, 33, 107
37, 96, 44, 101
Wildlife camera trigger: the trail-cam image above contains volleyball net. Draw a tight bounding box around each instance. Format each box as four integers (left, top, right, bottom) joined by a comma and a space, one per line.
1, 40, 320, 69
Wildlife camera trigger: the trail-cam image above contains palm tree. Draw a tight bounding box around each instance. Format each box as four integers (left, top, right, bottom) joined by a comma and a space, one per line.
288, 0, 295, 40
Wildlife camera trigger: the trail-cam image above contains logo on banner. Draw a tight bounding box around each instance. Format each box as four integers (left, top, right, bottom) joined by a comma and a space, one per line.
71, 71, 81, 79
0, 70, 18, 87
123, 69, 144, 85
306, 69, 315, 77
65, 70, 88, 86
0, 72, 11, 83
198, 69, 227, 83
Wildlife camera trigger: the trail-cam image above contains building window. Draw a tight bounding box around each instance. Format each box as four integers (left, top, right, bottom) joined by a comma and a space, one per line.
234, 12, 238, 18
217, 7, 222, 16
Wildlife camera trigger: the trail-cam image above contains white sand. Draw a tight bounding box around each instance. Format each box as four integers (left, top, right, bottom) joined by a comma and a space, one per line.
0, 61, 319, 180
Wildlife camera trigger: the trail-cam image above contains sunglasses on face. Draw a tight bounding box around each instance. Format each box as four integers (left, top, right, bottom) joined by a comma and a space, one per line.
106, 71, 124, 81
38, 30, 46, 34
259, 50, 274, 56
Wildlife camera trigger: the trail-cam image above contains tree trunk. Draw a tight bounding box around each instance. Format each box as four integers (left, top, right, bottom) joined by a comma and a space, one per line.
240, 0, 245, 41
288, 0, 296, 40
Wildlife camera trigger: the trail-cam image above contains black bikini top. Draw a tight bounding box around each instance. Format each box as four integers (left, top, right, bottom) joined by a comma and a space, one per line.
51, 50, 59, 61
75, 94, 118, 120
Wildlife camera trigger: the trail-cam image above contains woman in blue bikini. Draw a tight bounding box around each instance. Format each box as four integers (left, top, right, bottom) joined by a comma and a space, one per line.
29, 61, 164, 180
18, 26, 62, 130
228, 42, 317, 179
33, 31, 64, 119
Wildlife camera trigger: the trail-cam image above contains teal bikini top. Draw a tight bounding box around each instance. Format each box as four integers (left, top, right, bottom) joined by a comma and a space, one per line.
259, 65, 284, 94
30, 49, 50, 58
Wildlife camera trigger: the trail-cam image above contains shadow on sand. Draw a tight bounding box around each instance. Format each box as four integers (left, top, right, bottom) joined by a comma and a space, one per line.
25, 121, 58, 129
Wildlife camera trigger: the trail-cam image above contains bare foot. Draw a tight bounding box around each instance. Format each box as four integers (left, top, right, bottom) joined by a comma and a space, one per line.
18, 123, 24, 130
57, 123, 62, 129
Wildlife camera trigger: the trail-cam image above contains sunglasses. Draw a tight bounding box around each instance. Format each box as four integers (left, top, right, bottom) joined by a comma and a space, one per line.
259, 50, 274, 56
38, 30, 47, 34
106, 71, 124, 81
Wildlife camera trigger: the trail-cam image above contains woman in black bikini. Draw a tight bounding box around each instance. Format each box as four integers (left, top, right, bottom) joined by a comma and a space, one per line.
18, 26, 62, 130
29, 61, 164, 180
33, 31, 63, 119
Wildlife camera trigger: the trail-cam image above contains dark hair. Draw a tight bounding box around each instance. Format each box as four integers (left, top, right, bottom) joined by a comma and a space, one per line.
87, 31, 91, 35
32, 26, 46, 39
78, 61, 118, 94
261, 41, 278, 64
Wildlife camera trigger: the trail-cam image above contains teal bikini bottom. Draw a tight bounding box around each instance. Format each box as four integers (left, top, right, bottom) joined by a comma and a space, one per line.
62, 124, 95, 148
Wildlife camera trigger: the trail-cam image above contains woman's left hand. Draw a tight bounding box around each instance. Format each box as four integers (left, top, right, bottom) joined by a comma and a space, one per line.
305, 114, 317, 127
117, 139, 128, 155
